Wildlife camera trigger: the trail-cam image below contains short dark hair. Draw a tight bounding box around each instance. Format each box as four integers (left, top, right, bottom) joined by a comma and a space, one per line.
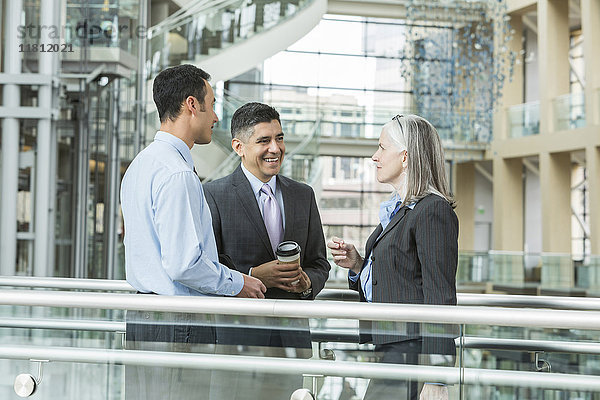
152, 64, 211, 123
231, 102, 281, 141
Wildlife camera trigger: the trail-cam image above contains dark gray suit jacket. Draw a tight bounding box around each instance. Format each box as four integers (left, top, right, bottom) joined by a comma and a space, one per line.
204, 166, 330, 347
350, 194, 458, 355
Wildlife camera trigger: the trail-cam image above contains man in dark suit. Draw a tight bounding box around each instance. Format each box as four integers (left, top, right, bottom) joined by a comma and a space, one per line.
204, 102, 330, 399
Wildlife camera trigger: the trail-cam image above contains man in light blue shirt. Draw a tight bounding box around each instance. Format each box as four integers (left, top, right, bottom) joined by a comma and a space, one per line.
121, 65, 265, 400
121, 65, 265, 298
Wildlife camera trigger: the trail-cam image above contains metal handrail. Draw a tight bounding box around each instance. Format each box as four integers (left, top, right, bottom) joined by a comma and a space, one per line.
0, 276, 134, 291
4, 317, 600, 357
2, 276, 600, 311
0, 317, 126, 332
460, 337, 600, 355
149, 0, 243, 37
1, 344, 600, 391
2, 289, 600, 330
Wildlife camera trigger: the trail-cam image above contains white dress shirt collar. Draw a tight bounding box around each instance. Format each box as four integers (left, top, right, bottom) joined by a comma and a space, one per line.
240, 162, 277, 197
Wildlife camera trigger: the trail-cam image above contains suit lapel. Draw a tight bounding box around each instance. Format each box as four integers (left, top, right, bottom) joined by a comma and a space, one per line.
232, 167, 274, 256
278, 176, 295, 240
361, 225, 382, 273
373, 206, 411, 247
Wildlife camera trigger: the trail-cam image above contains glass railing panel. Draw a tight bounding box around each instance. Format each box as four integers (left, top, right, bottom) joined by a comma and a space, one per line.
148, 0, 313, 79
457, 251, 491, 288
0, 359, 124, 399
553, 92, 586, 131
540, 253, 575, 291
507, 101, 540, 138
462, 323, 600, 398
576, 255, 600, 294
5, 290, 600, 398
0, 304, 124, 350
313, 316, 460, 399
488, 251, 526, 288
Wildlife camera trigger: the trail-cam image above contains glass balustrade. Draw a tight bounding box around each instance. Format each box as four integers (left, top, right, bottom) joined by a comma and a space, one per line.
461, 322, 600, 399
455, 252, 600, 296
553, 92, 586, 131
576, 255, 600, 295
457, 251, 491, 291
2, 290, 600, 399
147, 0, 314, 79
507, 102, 540, 138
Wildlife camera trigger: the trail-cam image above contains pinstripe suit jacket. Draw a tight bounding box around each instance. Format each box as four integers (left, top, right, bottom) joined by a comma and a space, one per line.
350, 193, 458, 354
203, 166, 330, 348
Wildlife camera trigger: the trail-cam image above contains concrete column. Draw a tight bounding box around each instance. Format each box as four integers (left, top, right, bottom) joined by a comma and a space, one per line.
537, 0, 570, 133
0, 0, 22, 275
581, 0, 600, 126
539, 151, 571, 253
492, 157, 523, 251
455, 162, 475, 251
588, 146, 600, 255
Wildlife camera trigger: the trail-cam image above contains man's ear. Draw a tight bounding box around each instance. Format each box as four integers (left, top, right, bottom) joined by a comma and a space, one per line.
184, 96, 197, 115
231, 137, 244, 157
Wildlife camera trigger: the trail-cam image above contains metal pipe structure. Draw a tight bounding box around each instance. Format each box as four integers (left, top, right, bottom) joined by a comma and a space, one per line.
3, 277, 600, 311
460, 337, 600, 355
2, 289, 600, 330
0, 0, 23, 276
34, 0, 58, 278
4, 318, 600, 357
0, 344, 599, 392
0, 318, 125, 332
0, 276, 134, 291
104, 80, 121, 280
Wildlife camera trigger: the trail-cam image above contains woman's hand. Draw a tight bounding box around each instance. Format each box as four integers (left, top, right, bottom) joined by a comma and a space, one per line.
327, 236, 363, 274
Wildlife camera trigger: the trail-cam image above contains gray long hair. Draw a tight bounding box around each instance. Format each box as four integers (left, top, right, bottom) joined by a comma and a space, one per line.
384, 114, 456, 208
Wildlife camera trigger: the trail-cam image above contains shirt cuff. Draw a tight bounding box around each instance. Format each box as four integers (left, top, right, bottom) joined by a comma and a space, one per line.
348, 270, 359, 282
228, 270, 245, 296
248, 267, 253, 276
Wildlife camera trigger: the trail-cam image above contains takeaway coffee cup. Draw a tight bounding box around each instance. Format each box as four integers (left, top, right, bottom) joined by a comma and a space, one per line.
276, 241, 301, 286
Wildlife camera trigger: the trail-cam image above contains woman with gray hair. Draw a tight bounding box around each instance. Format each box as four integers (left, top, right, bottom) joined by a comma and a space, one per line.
327, 115, 458, 400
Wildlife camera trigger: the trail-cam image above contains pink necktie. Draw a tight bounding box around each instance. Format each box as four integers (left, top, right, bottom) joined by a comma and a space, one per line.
261, 183, 283, 254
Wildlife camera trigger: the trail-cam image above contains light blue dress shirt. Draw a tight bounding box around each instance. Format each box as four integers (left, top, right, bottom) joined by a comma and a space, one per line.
350, 194, 416, 302
121, 131, 244, 296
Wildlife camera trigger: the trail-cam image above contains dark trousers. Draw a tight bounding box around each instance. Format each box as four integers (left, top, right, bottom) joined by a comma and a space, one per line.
125, 310, 216, 400
364, 339, 421, 400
